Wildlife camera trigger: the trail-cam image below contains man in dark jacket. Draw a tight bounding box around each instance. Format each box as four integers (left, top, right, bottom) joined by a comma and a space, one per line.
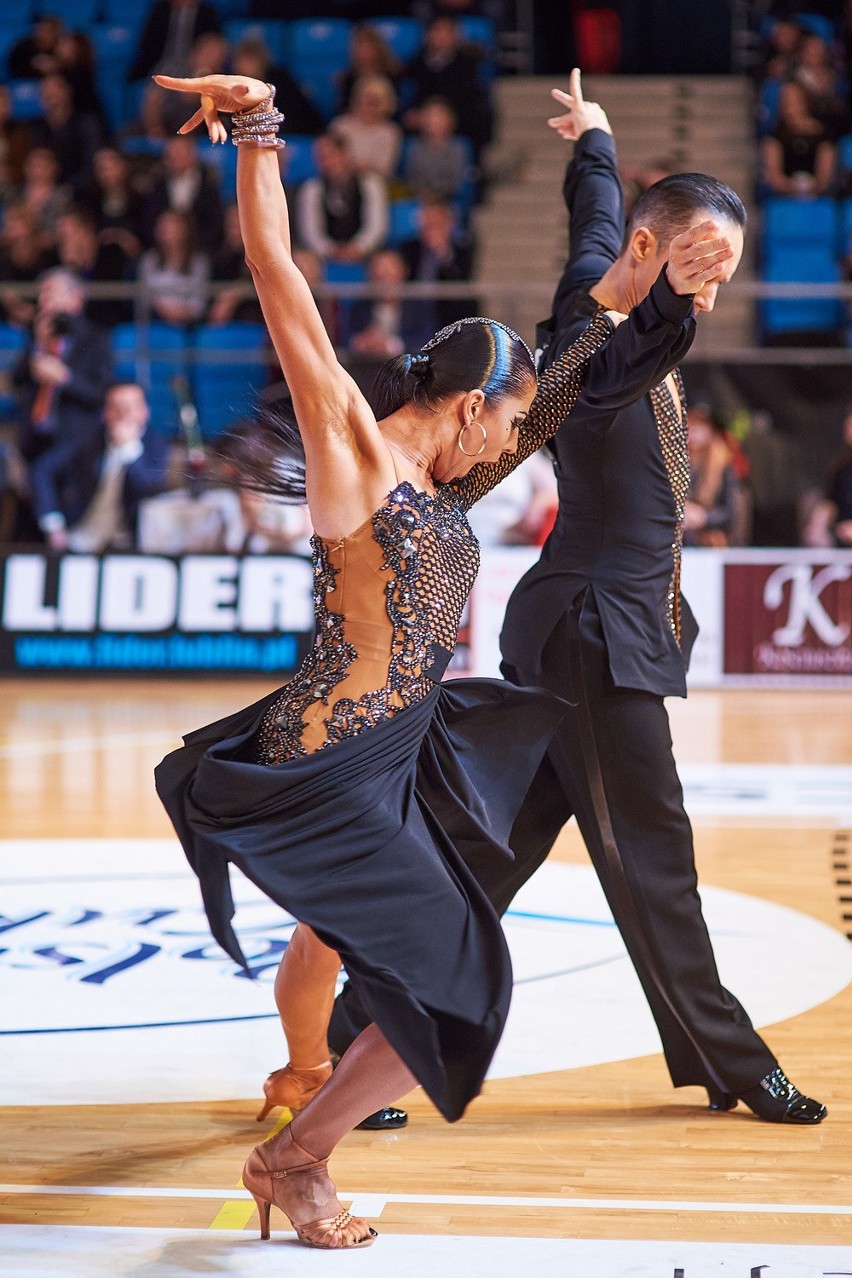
62, 383, 169, 553
14, 269, 112, 540
498, 71, 824, 1125
129, 0, 221, 82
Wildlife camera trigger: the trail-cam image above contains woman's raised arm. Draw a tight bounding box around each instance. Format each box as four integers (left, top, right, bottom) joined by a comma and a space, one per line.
154, 75, 394, 522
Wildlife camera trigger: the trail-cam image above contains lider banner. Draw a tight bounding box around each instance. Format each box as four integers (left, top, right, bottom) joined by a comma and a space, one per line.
0, 552, 316, 674
1, 547, 851, 683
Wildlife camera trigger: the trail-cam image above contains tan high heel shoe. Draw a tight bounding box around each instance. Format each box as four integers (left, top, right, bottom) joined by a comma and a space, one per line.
255, 1060, 333, 1122
242, 1133, 377, 1248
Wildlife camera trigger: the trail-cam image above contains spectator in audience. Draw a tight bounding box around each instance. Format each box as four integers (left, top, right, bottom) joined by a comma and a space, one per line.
330, 75, 402, 180
0, 85, 31, 194
138, 209, 210, 327
76, 147, 147, 256
405, 16, 494, 159
756, 16, 803, 82
10, 147, 69, 239
209, 202, 263, 324
403, 96, 469, 200
620, 154, 675, 220
13, 269, 112, 538
55, 31, 105, 123
8, 15, 64, 80
761, 80, 836, 195
144, 136, 224, 252
55, 382, 169, 553
297, 133, 388, 263
826, 407, 852, 547
347, 248, 433, 356
793, 31, 849, 139
55, 205, 135, 328
683, 403, 741, 548
337, 23, 402, 113
129, 0, 222, 82
0, 203, 57, 328
231, 36, 325, 137
29, 73, 104, 188
399, 198, 476, 329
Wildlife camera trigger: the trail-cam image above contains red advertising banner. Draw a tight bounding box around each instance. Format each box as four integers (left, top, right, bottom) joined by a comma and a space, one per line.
724, 556, 852, 676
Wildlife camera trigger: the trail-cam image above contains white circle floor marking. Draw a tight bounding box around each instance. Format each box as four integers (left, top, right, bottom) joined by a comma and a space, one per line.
1, 839, 850, 1104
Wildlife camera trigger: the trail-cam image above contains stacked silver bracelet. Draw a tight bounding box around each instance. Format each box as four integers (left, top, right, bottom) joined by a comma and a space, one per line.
231, 83, 286, 149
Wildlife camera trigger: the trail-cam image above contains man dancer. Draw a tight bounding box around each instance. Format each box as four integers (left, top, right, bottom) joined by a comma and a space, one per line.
498, 72, 824, 1124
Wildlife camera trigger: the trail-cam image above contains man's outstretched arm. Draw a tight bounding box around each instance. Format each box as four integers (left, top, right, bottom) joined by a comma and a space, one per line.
546, 70, 624, 333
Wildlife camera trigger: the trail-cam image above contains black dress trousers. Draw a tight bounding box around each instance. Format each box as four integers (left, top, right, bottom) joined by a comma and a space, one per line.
501, 588, 777, 1096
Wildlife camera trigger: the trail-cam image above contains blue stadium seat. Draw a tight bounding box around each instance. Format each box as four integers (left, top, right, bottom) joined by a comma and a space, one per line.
91, 23, 139, 73
192, 323, 268, 437
840, 198, 852, 254
101, 0, 150, 29
387, 198, 421, 245
322, 261, 368, 285
793, 12, 836, 43
294, 66, 343, 122
763, 196, 838, 254
458, 15, 497, 50
9, 80, 42, 121
223, 19, 287, 63
369, 17, 424, 62
119, 136, 167, 157
761, 251, 845, 339
41, 0, 101, 24
838, 133, 852, 177
112, 322, 188, 437
281, 135, 319, 186
207, 0, 251, 17
198, 138, 238, 197
0, 324, 26, 419
0, 30, 19, 78
290, 18, 351, 64
757, 78, 781, 137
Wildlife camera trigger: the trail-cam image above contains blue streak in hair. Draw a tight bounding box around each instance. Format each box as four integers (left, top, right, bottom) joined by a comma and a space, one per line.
483, 324, 510, 395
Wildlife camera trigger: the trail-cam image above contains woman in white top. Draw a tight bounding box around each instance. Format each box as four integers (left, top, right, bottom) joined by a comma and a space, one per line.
138, 208, 209, 325
329, 74, 401, 180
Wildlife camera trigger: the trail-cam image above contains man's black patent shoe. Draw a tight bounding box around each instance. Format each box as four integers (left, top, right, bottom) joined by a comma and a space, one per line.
708, 1068, 826, 1123
356, 1106, 408, 1131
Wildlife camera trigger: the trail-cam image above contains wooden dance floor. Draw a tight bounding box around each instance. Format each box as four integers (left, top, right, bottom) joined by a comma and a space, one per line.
1, 680, 850, 1275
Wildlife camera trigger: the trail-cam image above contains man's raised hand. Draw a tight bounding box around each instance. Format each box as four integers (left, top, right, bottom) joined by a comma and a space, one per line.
666, 221, 734, 296
547, 68, 612, 141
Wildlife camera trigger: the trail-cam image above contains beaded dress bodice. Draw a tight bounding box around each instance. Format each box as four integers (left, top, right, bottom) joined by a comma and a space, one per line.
256, 310, 613, 764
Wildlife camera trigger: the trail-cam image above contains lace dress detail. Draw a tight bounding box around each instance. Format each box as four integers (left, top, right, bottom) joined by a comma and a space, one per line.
649, 369, 688, 646
256, 311, 613, 764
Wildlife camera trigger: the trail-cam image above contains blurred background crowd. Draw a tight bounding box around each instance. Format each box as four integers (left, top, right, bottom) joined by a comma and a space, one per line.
0, 0, 850, 561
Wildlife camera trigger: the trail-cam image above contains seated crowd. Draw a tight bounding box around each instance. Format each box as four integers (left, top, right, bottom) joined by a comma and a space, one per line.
0, 6, 505, 552
753, 8, 852, 343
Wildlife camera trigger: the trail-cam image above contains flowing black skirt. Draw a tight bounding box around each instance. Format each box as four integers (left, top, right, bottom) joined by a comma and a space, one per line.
154, 678, 565, 1122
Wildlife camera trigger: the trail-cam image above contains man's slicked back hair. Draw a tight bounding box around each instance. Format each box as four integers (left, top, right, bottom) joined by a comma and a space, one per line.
627, 173, 747, 248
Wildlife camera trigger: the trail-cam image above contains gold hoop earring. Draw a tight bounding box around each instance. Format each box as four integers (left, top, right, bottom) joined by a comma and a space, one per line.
457, 422, 487, 457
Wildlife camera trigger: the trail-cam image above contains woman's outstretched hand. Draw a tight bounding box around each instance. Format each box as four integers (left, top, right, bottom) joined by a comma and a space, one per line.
153, 74, 271, 143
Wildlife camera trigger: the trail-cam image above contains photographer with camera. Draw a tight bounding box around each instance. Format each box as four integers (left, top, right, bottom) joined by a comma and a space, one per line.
14, 268, 112, 547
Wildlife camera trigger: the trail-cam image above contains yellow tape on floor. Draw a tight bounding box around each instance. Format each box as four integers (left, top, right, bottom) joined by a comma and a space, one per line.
209, 1108, 293, 1230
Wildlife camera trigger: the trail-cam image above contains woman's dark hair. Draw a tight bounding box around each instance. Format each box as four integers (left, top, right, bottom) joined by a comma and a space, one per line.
230, 318, 535, 503
627, 172, 747, 247
370, 317, 535, 420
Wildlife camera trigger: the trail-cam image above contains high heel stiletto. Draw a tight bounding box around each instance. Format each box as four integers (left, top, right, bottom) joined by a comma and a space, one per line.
255, 1060, 333, 1122
242, 1133, 378, 1248
707, 1068, 826, 1124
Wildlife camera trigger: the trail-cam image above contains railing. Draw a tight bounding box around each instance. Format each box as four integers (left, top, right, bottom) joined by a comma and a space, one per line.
0, 278, 850, 368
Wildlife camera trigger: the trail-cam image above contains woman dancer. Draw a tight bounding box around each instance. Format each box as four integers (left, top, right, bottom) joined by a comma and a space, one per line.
154, 72, 732, 1250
